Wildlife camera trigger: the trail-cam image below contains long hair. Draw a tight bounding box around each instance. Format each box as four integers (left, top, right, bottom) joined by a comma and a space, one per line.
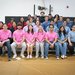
58, 26, 66, 37
27, 25, 34, 34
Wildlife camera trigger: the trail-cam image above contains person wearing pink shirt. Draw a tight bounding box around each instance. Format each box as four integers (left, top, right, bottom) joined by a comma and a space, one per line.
11, 22, 26, 59
35, 26, 45, 58
0, 24, 12, 61
25, 25, 35, 59
45, 25, 59, 59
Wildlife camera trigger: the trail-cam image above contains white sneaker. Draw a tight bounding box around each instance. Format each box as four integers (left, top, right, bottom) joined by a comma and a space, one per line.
30, 55, 32, 58
20, 54, 25, 58
45, 57, 48, 59
61, 55, 65, 59
27, 55, 30, 59
64, 56, 67, 58
16, 57, 21, 60
41, 56, 44, 59
35, 56, 38, 58
56, 56, 59, 60
56, 57, 59, 60
13, 54, 17, 59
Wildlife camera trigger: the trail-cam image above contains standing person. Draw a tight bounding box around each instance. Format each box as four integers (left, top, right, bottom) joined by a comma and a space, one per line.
9, 21, 17, 44
42, 16, 50, 32
66, 18, 73, 29
35, 26, 45, 58
68, 25, 75, 55
11, 22, 26, 59
57, 26, 67, 59
46, 21, 58, 33
7, 18, 14, 29
54, 14, 59, 21
45, 25, 59, 59
0, 24, 12, 61
63, 21, 70, 34
29, 17, 35, 27
33, 20, 41, 32
48, 14, 54, 21
25, 25, 35, 59
9, 21, 17, 33
19, 17, 27, 28
57, 16, 63, 29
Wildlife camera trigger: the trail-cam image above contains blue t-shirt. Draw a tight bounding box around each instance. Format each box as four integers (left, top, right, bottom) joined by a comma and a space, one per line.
58, 32, 67, 41
42, 21, 50, 32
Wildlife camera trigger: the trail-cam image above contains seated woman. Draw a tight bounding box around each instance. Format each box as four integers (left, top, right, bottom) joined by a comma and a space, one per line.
35, 26, 45, 58
68, 25, 75, 55
25, 25, 35, 59
45, 24, 59, 59
57, 26, 67, 59
0, 24, 12, 61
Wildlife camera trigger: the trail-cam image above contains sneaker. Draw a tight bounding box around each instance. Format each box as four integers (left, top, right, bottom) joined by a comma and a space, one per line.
27, 55, 30, 59
56, 57, 59, 60
35, 56, 38, 58
13, 54, 17, 59
20, 54, 25, 58
45, 57, 48, 59
16, 57, 21, 60
30, 55, 32, 58
64, 56, 67, 58
41, 56, 44, 59
61, 55, 65, 59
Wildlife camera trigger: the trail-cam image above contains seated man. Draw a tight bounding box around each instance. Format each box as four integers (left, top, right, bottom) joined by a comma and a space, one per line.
68, 25, 75, 55
11, 22, 26, 59
0, 24, 12, 61
44, 24, 59, 59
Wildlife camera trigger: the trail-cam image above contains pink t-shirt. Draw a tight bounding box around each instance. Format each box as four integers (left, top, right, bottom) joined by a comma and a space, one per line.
45, 31, 58, 41
25, 32, 35, 44
13, 30, 24, 43
35, 32, 46, 42
0, 29, 11, 41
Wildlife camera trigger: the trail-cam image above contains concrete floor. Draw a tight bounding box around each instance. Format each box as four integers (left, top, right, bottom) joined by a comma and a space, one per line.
0, 55, 75, 75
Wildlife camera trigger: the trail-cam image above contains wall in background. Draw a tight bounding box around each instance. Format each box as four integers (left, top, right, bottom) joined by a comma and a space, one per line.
0, 0, 75, 22
50, 0, 75, 17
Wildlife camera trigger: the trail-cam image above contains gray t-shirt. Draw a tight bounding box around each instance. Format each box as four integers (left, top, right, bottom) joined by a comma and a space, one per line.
68, 31, 75, 42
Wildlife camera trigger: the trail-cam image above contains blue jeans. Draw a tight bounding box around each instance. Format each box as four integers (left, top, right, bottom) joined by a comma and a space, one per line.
0, 41, 11, 58
44, 41, 59, 57
56, 42, 67, 56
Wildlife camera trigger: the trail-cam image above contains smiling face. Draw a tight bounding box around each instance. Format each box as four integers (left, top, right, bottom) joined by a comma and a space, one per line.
63, 21, 67, 26
49, 25, 54, 32
17, 25, 22, 30
12, 22, 16, 27
72, 25, 75, 31
38, 26, 43, 32
36, 21, 40, 26
45, 16, 48, 21
20, 17, 24, 22
60, 26, 65, 32
0, 22, 3, 28
59, 16, 63, 21
3, 24, 8, 30
29, 25, 33, 31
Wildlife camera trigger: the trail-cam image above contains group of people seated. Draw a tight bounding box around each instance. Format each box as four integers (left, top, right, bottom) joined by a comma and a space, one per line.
0, 14, 75, 61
